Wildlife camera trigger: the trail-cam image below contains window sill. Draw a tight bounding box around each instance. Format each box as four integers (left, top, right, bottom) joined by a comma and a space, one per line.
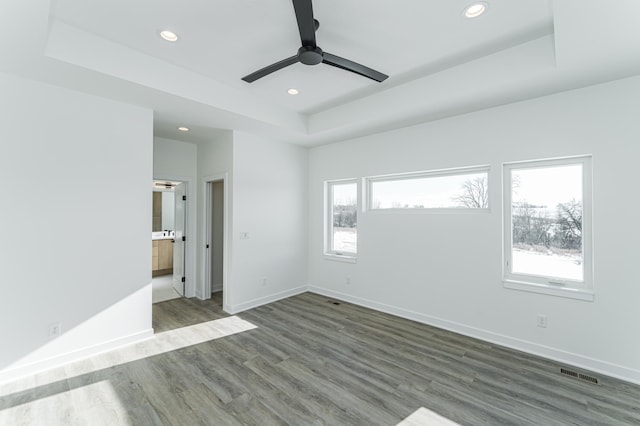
324, 253, 357, 263
503, 279, 594, 301
365, 208, 490, 215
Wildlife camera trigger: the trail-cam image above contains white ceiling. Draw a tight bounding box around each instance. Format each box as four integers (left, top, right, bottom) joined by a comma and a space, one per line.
51, 0, 553, 113
2, 1, 640, 146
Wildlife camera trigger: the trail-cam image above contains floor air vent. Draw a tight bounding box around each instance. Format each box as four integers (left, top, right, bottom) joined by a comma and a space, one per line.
560, 368, 599, 384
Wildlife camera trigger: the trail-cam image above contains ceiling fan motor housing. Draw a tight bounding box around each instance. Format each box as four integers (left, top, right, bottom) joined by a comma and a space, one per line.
241, 0, 387, 82
298, 45, 323, 65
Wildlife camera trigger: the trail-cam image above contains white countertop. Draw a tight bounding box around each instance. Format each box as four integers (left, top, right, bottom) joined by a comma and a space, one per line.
152, 231, 174, 240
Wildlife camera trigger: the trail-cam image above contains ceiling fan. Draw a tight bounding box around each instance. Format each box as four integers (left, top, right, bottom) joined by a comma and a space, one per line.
242, 0, 388, 83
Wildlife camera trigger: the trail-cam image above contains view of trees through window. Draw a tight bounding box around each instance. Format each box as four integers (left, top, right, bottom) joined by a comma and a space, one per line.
331, 182, 357, 254
510, 164, 583, 281
370, 170, 489, 209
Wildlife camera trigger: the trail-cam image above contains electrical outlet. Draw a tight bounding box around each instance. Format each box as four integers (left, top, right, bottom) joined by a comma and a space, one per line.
262, 277, 267, 286
345, 276, 351, 285
537, 314, 548, 328
49, 322, 61, 337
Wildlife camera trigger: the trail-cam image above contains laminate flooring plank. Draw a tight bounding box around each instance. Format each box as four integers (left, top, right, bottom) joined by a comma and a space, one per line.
461, 374, 595, 425
268, 301, 475, 387
275, 357, 399, 425
246, 321, 402, 395
243, 329, 412, 421
4, 292, 640, 425
585, 398, 640, 425
461, 350, 604, 412
192, 341, 330, 425
152, 296, 228, 333
426, 380, 541, 426
235, 356, 325, 425
226, 330, 291, 365
173, 384, 242, 426
242, 354, 371, 425
122, 400, 165, 426
277, 296, 476, 373
242, 306, 436, 390
336, 324, 477, 383
224, 393, 288, 426
298, 293, 490, 353
588, 390, 640, 419
159, 345, 247, 404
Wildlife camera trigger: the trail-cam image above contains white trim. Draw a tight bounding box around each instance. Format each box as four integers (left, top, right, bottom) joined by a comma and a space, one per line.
365, 165, 490, 212
366, 164, 491, 181
324, 179, 358, 258
153, 174, 195, 297
307, 286, 640, 386
502, 155, 593, 300
323, 253, 357, 263
363, 207, 491, 215
0, 328, 154, 386
504, 279, 594, 301
201, 174, 229, 309
225, 286, 307, 314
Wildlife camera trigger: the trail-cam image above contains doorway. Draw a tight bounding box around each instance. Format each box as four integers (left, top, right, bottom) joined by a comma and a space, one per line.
204, 176, 227, 310
152, 179, 187, 303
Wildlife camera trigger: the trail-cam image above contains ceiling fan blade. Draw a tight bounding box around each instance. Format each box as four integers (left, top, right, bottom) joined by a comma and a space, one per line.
242, 55, 299, 83
292, 0, 317, 47
323, 52, 388, 82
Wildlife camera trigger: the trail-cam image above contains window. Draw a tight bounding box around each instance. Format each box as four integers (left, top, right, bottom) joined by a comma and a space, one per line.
366, 166, 489, 211
503, 156, 593, 300
325, 180, 357, 259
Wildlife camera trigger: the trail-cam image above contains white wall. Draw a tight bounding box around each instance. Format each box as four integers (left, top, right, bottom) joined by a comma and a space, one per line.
0, 72, 153, 383
153, 137, 197, 296
308, 75, 640, 384
195, 132, 234, 301
229, 132, 308, 312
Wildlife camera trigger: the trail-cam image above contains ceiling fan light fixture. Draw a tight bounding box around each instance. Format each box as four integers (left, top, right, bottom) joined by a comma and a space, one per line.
177, 126, 190, 132
160, 30, 179, 42
287, 88, 299, 95
464, 2, 488, 18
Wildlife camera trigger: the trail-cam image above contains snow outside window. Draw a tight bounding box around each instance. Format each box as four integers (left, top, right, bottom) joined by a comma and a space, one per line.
503, 156, 593, 301
367, 166, 489, 211
325, 180, 357, 259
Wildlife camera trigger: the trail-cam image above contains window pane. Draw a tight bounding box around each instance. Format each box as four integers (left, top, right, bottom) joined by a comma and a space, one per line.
332, 183, 357, 253
371, 172, 488, 209
511, 164, 583, 281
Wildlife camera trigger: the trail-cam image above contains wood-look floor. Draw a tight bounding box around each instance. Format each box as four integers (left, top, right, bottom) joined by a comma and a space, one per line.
1, 292, 639, 425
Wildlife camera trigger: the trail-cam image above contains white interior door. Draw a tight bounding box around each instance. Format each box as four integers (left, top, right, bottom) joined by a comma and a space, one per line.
173, 183, 186, 296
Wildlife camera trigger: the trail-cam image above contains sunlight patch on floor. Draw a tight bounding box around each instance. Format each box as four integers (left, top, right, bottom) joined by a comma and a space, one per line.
397, 407, 461, 426
0, 379, 125, 423
0, 316, 257, 396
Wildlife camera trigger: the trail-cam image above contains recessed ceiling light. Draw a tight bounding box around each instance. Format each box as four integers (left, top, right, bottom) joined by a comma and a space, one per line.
464, 2, 488, 18
287, 88, 299, 95
160, 30, 179, 42
177, 126, 190, 132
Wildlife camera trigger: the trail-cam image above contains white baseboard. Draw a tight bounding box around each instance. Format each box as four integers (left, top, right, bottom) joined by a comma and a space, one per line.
226, 286, 308, 314
308, 286, 640, 386
0, 328, 154, 386
211, 284, 223, 293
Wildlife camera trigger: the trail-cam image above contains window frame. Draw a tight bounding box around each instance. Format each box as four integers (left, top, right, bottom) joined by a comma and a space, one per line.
324, 179, 358, 262
364, 165, 491, 213
502, 155, 594, 301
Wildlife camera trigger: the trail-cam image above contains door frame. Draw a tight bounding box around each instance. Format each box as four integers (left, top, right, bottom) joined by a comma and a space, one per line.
153, 175, 194, 297
202, 174, 229, 310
